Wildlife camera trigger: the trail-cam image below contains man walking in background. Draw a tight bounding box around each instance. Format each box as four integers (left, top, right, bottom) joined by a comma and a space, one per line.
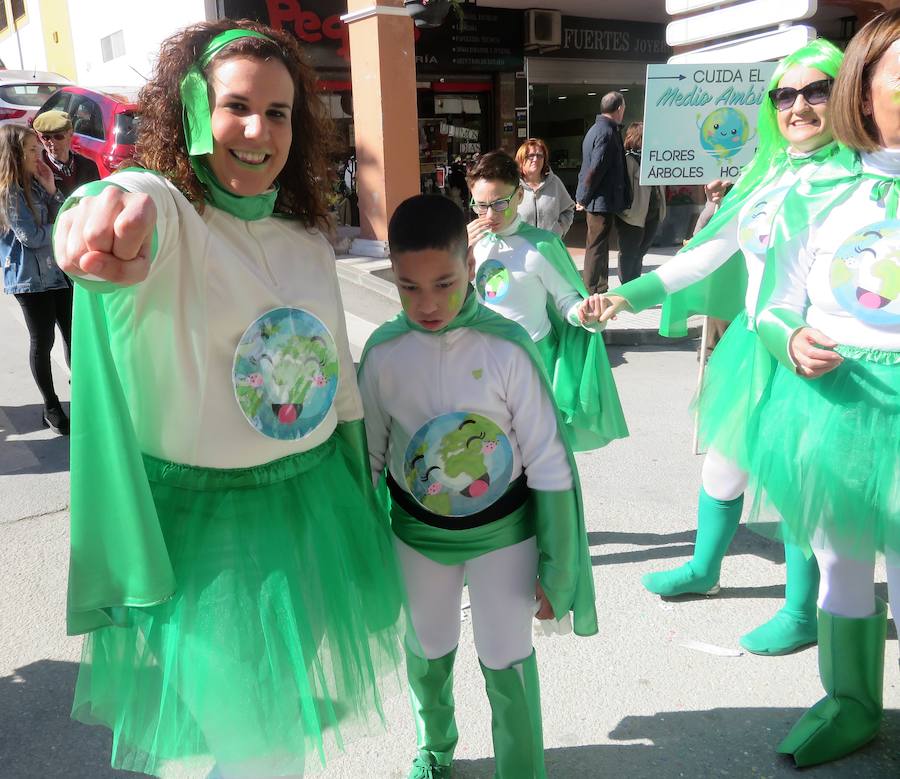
576, 92, 632, 294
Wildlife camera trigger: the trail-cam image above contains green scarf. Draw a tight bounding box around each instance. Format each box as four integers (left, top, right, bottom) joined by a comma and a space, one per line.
179, 28, 279, 220
359, 290, 599, 637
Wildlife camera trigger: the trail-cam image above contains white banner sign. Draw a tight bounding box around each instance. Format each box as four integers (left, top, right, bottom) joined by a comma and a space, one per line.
640, 61, 777, 185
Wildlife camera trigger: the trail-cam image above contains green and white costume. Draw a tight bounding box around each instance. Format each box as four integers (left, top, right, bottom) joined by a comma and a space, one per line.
472, 217, 628, 451
359, 291, 597, 778
747, 147, 899, 767
64, 167, 406, 777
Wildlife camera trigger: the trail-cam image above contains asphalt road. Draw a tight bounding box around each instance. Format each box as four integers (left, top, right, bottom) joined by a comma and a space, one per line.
1, 281, 897, 779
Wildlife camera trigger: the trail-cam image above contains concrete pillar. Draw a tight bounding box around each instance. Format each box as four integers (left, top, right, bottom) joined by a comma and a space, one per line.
342, 0, 421, 257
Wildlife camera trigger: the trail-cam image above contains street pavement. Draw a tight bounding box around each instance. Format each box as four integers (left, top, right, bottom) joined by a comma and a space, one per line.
1, 279, 897, 779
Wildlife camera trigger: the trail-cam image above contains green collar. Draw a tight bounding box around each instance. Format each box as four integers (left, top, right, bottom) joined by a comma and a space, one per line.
192, 160, 278, 220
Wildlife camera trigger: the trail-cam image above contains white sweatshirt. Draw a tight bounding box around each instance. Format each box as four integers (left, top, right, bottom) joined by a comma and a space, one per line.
91, 170, 361, 469
359, 325, 573, 506
766, 150, 900, 351
472, 218, 585, 340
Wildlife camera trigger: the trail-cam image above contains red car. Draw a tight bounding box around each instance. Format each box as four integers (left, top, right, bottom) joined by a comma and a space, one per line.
34, 85, 139, 178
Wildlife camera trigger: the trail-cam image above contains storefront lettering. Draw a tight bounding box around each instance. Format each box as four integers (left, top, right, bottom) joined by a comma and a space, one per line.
266, 0, 350, 59
563, 27, 630, 53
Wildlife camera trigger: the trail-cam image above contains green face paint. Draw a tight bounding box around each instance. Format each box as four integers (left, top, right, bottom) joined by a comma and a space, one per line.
448, 289, 462, 312
399, 292, 412, 310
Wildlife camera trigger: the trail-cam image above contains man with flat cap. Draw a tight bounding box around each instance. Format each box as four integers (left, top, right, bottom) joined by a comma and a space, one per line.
32, 110, 100, 197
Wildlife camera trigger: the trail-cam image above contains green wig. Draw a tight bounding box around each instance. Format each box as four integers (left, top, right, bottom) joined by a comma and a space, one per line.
687, 37, 845, 250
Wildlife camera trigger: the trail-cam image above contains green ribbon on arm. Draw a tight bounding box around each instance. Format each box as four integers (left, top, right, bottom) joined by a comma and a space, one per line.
359, 289, 599, 636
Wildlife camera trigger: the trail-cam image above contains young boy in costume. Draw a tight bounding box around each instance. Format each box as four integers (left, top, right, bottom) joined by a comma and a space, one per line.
358, 195, 597, 779
466, 151, 627, 451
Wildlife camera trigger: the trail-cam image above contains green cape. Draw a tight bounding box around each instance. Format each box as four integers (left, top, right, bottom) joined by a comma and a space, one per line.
510, 222, 628, 451
358, 290, 599, 637
61, 178, 373, 635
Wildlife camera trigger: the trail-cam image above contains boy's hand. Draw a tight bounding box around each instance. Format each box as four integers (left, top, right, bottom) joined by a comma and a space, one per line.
578, 293, 605, 324
597, 294, 630, 322
55, 188, 156, 286
789, 327, 843, 378
466, 215, 492, 249
535, 581, 554, 620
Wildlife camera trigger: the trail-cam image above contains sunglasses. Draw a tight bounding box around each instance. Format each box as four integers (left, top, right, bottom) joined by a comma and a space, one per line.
38, 132, 69, 141
525, 153, 545, 160
470, 187, 519, 215
768, 79, 833, 111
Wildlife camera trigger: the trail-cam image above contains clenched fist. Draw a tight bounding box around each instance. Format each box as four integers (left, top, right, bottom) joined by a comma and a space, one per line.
54, 187, 156, 286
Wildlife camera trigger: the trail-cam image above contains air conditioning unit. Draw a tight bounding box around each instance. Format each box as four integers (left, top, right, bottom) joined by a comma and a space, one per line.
525, 10, 562, 48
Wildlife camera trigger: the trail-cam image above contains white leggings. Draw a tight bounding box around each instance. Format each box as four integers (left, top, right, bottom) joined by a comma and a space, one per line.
395, 536, 538, 670
813, 533, 900, 622
701, 448, 748, 502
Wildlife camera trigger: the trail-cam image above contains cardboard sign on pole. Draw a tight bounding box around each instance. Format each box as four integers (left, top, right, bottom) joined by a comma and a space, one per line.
640, 61, 777, 185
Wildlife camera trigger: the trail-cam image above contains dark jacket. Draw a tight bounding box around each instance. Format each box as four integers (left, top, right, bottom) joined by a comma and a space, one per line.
42, 149, 100, 198
576, 114, 632, 214
2, 181, 68, 295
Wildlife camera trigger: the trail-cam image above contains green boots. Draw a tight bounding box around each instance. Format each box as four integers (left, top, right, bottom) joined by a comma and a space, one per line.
778, 600, 887, 767
642, 489, 743, 596
740, 543, 819, 655
406, 647, 458, 779
481, 651, 546, 779
406, 647, 546, 779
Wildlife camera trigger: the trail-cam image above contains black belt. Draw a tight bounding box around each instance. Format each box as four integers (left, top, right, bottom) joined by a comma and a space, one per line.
386, 472, 530, 530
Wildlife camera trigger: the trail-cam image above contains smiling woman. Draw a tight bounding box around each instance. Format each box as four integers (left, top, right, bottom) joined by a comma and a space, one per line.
52, 19, 408, 779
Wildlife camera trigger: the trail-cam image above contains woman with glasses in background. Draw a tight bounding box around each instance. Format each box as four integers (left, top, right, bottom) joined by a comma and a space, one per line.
466, 150, 628, 452
515, 138, 575, 238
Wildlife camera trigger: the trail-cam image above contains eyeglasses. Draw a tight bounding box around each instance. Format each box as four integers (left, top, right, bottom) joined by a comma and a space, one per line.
38, 132, 68, 142
470, 187, 519, 215
768, 79, 833, 111
524, 153, 544, 160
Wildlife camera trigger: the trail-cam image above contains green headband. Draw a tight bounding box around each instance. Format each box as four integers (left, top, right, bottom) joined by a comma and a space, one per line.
180, 28, 274, 157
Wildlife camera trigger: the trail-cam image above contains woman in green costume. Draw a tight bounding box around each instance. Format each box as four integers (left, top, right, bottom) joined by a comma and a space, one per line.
53, 20, 405, 778
598, 39, 849, 656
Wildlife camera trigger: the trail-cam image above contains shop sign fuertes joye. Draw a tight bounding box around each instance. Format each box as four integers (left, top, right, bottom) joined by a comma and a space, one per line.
640, 62, 777, 185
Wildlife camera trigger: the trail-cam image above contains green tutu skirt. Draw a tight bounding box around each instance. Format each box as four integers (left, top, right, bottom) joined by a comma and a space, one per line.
693, 311, 776, 470
72, 435, 406, 777
747, 346, 900, 560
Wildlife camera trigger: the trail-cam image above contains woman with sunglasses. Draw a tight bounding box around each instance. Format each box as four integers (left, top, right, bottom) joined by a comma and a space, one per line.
51, 20, 406, 777
747, 12, 899, 766
1, 124, 71, 435
596, 39, 849, 657
466, 150, 627, 452
515, 138, 575, 238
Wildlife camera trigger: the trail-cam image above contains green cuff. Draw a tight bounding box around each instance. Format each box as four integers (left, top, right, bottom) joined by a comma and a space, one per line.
533, 489, 579, 621
55, 180, 159, 293
616, 272, 667, 313
757, 307, 807, 369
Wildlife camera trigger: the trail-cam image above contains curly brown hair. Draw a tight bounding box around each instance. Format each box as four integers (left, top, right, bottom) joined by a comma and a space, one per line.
136, 18, 335, 227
